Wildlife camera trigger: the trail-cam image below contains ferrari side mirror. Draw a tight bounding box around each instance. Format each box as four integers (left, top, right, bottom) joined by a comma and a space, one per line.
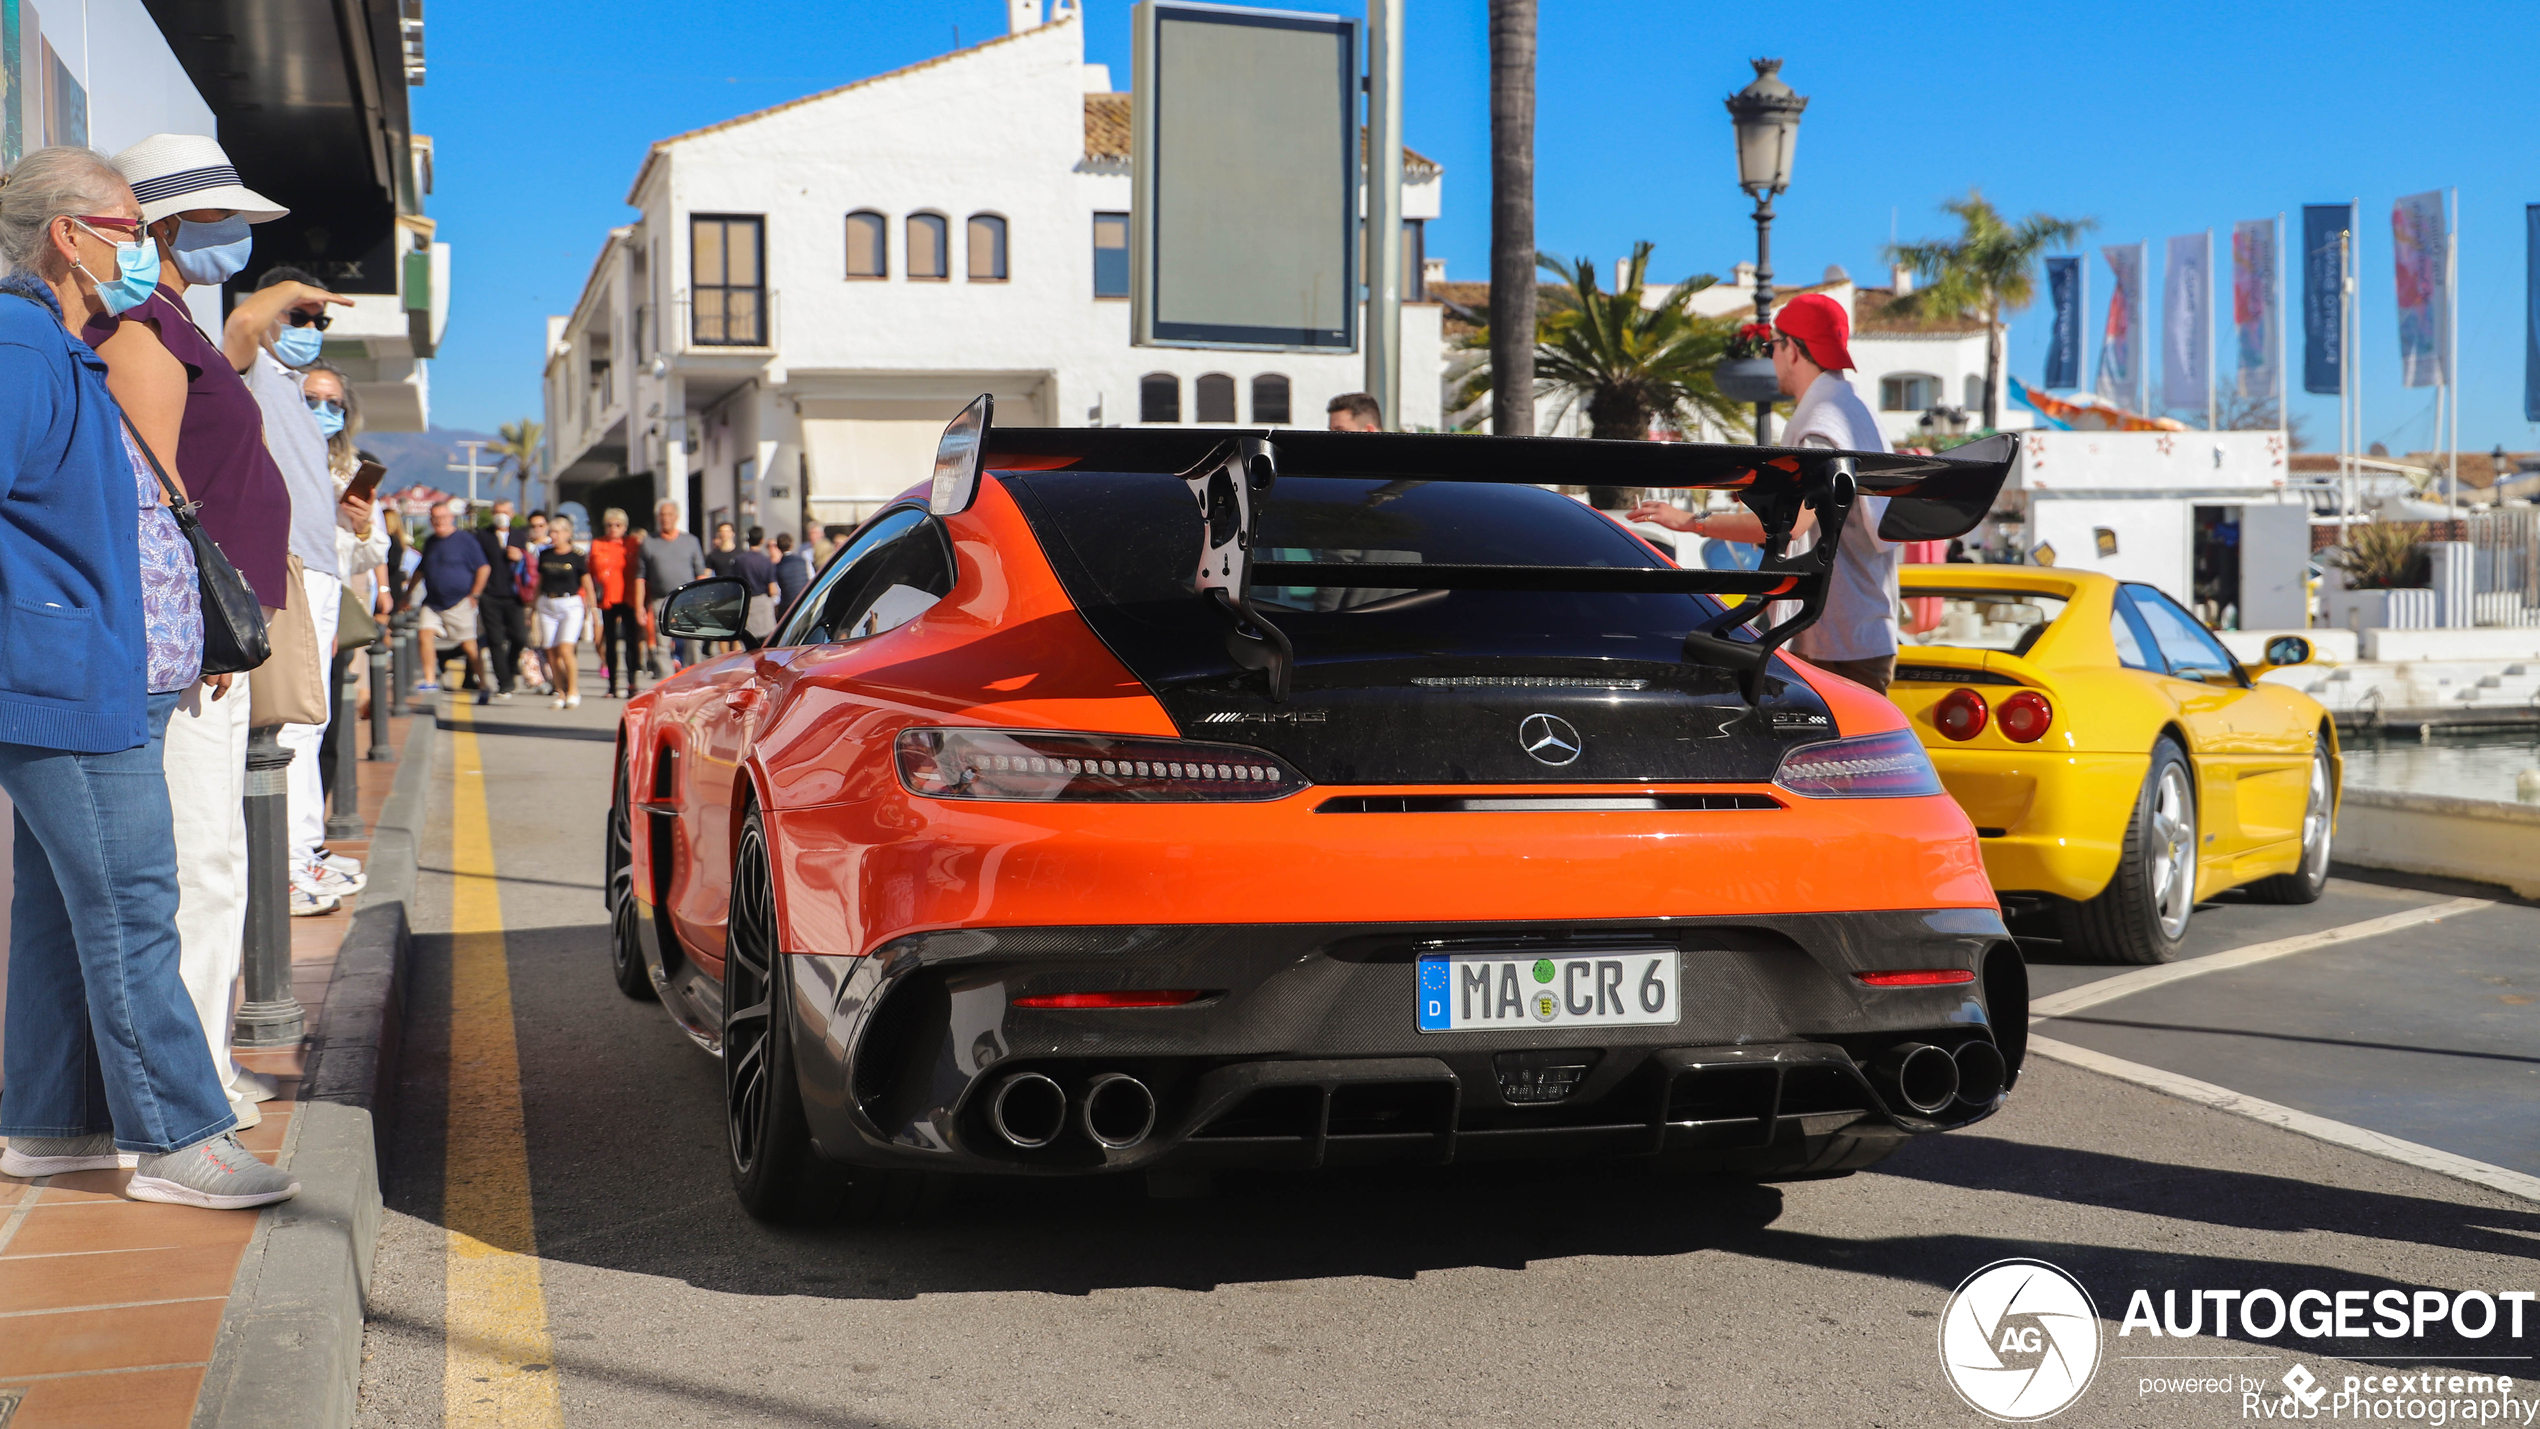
661, 577, 751, 641
2261, 634, 2315, 669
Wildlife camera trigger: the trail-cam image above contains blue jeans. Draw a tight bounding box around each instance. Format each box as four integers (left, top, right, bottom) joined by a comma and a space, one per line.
0, 690, 235, 1153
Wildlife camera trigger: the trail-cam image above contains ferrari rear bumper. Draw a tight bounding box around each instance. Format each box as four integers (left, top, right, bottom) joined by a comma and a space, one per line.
784, 909, 2023, 1180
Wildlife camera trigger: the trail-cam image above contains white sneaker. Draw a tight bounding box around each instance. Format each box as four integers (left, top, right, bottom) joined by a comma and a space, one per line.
551, 695, 568, 709
289, 886, 340, 917
229, 1067, 281, 1104
226, 1090, 263, 1130
565, 694, 581, 708
315, 849, 363, 880
298, 860, 364, 899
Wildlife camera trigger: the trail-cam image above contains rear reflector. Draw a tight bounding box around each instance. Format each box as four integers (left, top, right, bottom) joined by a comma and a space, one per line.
1854, 969, 1977, 987
1011, 989, 1208, 1009
896, 727, 1306, 802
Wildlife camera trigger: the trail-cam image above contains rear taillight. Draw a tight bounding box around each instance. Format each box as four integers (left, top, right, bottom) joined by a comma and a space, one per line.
894, 727, 1308, 802
1933, 687, 1990, 741
1997, 689, 2053, 743
1772, 729, 1945, 799
1855, 969, 1977, 987
1011, 989, 1207, 1009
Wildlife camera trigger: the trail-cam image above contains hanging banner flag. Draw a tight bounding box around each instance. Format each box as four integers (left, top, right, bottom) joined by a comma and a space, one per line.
2526, 205, 2540, 422
2392, 189, 2449, 388
2230, 218, 2281, 401
2161, 233, 2210, 411
2095, 243, 2145, 407
2044, 255, 2083, 389
2301, 204, 2353, 395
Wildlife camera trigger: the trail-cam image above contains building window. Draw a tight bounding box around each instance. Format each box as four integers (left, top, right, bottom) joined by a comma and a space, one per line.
1964, 374, 1985, 410
1093, 212, 1129, 298
1196, 373, 1237, 423
1140, 373, 1181, 424
845, 211, 887, 278
1252, 374, 1292, 425
907, 213, 948, 280
1402, 220, 1426, 301
966, 214, 1008, 281
1879, 373, 1942, 411
691, 214, 765, 346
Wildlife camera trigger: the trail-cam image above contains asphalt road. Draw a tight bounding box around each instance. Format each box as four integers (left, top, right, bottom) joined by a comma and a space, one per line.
355, 679, 2540, 1428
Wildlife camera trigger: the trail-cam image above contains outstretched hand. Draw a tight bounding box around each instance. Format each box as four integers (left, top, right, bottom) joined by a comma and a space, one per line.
1625, 501, 1698, 531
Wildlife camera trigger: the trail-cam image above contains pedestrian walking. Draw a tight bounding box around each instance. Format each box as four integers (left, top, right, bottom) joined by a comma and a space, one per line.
736, 523, 780, 642
535, 515, 598, 708
405, 501, 491, 699
473, 499, 531, 701
639, 500, 706, 674
0, 146, 297, 1208
591, 508, 642, 696
1628, 293, 1903, 694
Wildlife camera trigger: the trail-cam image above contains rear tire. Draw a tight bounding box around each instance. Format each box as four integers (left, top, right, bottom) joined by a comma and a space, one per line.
605, 766, 656, 1001
724, 805, 849, 1223
2242, 741, 2332, 905
2059, 738, 2196, 964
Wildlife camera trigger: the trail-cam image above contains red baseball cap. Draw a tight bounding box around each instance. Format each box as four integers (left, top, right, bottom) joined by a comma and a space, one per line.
1773, 292, 1856, 372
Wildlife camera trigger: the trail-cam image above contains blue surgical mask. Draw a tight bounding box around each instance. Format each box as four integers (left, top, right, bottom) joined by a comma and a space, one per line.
306, 397, 346, 436
75, 223, 162, 315
274, 324, 325, 368
170, 214, 253, 286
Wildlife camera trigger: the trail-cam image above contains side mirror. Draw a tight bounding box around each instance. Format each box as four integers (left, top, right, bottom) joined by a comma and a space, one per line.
661, 577, 750, 641
2262, 634, 2315, 669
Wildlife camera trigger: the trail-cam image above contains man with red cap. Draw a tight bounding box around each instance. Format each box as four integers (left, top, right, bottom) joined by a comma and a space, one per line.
1629, 292, 1902, 694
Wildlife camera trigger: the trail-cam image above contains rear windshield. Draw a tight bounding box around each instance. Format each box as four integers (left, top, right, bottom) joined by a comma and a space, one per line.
1899, 588, 2068, 656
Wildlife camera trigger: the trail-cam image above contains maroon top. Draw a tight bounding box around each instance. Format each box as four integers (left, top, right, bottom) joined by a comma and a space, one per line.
85, 288, 292, 606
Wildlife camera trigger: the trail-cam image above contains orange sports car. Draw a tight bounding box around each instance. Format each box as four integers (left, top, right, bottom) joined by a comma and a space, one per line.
607, 400, 2022, 1220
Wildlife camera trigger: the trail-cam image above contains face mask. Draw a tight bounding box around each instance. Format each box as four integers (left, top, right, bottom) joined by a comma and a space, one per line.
493, 514, 511, 531
75, 223, 162, 315
274, 325, 325, 368
170, 214, 254, 286
306, 398, 346, 437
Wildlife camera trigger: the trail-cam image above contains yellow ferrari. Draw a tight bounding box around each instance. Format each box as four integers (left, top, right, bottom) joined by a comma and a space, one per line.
1888, 566, 2339, 963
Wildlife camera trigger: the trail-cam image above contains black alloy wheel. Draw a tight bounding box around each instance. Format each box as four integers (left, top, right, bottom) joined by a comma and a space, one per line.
723, 806, 849, 1222
2058, 736, 2196, 964
605, 767, 656, 1001
2242, 740, 2333, 905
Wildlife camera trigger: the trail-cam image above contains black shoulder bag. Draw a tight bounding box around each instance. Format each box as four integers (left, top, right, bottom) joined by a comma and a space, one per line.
122, 415, 271, 675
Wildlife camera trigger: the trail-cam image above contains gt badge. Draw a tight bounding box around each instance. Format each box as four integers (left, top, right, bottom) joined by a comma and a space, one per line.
1518, 713, 1582, 766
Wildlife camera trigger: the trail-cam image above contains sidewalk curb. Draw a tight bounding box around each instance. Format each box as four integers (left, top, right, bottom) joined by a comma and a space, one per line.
192, 711, 438, 1429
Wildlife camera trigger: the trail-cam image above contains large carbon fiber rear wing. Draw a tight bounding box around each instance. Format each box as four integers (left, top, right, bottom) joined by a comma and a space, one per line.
977, 424, 2017, 706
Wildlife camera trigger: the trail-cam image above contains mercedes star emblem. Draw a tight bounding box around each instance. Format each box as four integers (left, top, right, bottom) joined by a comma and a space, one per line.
1518, 713, 1583, 766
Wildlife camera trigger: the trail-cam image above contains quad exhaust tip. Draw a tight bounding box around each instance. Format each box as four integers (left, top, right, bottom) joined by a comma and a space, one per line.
990, 1072, 1067, 1149
1873, 1042, 1961, 1116
1951, 1039, 2007, 1107
1081, 1073, 1157, 1150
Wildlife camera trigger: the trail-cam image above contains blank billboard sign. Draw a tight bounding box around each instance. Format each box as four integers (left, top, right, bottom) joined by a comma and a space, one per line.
1133, 2, 1358, 351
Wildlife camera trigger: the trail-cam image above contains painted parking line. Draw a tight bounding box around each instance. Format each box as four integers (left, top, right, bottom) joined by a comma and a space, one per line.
2026, 896, 2493, 1023
441, 701, 564, 1428
2029, 1033, 2540, 1204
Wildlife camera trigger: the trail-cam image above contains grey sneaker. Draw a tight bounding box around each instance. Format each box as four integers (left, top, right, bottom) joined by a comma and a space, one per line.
129, 1133, 299, 1209
2, 1132, 121, 1177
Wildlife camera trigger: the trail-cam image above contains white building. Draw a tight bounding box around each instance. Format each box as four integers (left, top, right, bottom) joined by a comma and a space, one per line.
544, 0, 1445, 534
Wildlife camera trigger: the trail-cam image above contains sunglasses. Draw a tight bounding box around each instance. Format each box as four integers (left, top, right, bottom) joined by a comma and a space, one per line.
73, 215, 144, 239
306, 398, 345, 416
285, 309, 333, 331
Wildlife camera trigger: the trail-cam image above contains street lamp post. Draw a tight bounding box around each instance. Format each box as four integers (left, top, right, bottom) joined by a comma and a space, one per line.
1724, 58, 1807, 446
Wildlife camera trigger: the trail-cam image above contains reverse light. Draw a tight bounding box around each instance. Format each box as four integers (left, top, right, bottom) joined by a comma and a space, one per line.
1012, 989, 1208, 1009
894, 727, 1307, 802
1855, 969, 1977, 987
1932, 687, 1990, 741
1997, 689, 2053, 743
1772, 729, 1945, 799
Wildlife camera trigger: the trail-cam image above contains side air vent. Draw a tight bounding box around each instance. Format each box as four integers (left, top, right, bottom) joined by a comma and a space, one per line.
1318, 793, 1782, 814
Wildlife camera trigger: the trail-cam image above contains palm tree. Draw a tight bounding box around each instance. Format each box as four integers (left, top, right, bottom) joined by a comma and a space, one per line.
1487, 0, 1535, 436
489, 418, 543, 510
1532, 243, 1745, 445
1885, 190, 2095, 432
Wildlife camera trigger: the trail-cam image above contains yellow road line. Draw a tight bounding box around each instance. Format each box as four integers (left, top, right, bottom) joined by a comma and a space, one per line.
441, 701, 563, 1427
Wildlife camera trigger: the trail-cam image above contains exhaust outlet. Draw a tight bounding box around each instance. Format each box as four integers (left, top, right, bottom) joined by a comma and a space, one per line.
1871, 1043, 1960, 1116
1081, 1073, 1158, 1150
1952, 1040, 2007, 1107
989, 1072, 1067, 1149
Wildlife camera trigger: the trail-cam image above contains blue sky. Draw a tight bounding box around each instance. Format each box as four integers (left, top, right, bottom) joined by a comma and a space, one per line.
421, 0, 2540, 454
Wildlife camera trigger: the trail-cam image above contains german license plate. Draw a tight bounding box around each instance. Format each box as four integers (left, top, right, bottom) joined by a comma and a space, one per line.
1416, 949, 1680, 1032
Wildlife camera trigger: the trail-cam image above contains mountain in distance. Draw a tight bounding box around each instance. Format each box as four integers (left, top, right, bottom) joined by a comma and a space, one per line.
359, 427, 521, 505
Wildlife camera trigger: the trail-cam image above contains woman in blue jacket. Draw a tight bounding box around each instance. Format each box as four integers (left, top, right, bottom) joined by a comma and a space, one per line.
0, 148, 295, 1209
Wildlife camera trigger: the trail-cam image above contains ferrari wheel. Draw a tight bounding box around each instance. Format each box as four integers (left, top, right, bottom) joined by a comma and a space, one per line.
2243, 741, 2333, 905
2060, 738, 2195, 964
724, 805, 846, 1223
605, 766, 655, 1001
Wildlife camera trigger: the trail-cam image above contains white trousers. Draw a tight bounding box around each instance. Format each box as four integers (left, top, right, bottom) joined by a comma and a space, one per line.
165, 679, 252, 1095
278, 569, 341, 868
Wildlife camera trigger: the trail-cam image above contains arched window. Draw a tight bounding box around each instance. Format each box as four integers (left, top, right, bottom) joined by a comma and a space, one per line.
1195, 373, 1237, 423
1879, 373, 1942, 411
1140, 373, 1181, 424
966, 213, 1008, 281
906, 213, 948, 280
845, 211, 887, 278
1963, 373, 1985, 410
1251, 374, 1292, 425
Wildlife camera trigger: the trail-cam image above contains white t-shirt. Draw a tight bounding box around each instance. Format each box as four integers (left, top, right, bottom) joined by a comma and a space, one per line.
1779, 371, 1899, 663
249, 354, 344, 578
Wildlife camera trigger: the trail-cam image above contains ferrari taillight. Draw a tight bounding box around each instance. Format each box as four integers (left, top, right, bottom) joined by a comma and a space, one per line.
1932, 687, 1989, 741
1997, 689, 2053, 743
894, 727, 1308, 802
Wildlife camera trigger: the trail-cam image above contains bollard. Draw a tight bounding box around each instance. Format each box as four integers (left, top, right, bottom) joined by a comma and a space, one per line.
234, 725, 307, 1048
368, 635, 396, 762
391, 612, 416, 717
328, 651, 365, 839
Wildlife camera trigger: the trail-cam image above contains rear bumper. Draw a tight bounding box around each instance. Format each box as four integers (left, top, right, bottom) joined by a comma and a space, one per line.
785, 908, 2022, 1179
1930, 748, 2146, 901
